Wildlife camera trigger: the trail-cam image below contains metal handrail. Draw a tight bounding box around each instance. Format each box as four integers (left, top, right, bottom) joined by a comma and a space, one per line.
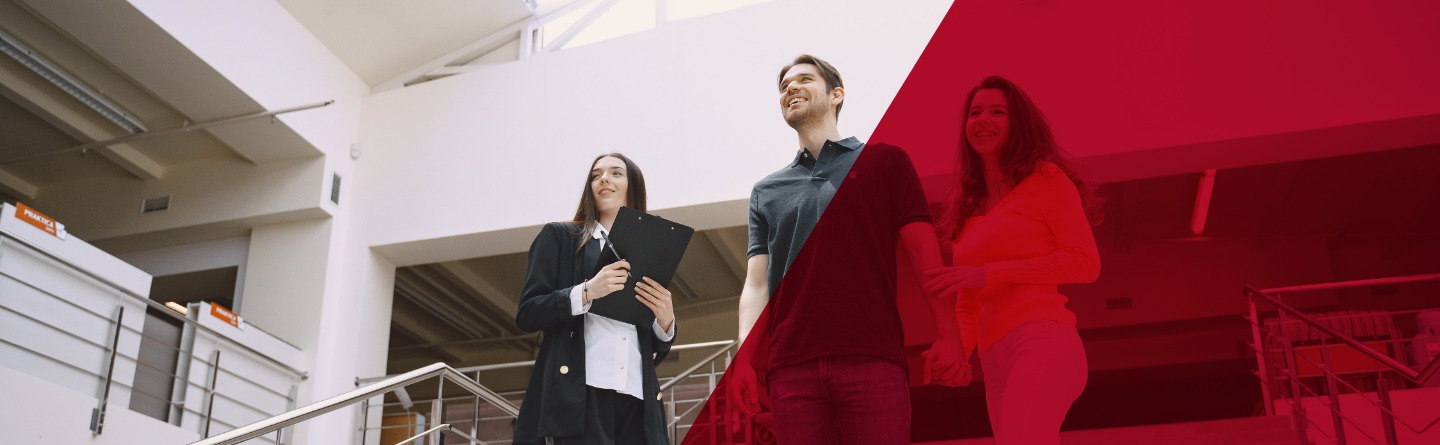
0, 231, 306, 378
661, 340, 736, 392
394, 423, 489, 445
1281, 334, 1438, 437
1260, 273, 1440, 294
191, 362, 517, 445
1245, 278, 1440, 384
357, 339, 739, 384
1246, 273, 1440, 443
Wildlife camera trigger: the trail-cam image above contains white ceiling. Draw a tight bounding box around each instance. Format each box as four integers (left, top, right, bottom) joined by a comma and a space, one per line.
276, 0, 536, 87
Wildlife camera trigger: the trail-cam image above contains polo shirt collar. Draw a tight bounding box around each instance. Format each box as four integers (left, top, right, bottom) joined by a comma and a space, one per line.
789, 136, 863, 167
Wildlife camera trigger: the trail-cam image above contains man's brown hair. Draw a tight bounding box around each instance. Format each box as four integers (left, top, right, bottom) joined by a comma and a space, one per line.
778, 54, 845, 118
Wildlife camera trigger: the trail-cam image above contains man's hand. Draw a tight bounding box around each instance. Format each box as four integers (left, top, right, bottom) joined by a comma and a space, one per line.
924, 265, 985, 299
922, 335, 972, 387
727, 361, 763, 416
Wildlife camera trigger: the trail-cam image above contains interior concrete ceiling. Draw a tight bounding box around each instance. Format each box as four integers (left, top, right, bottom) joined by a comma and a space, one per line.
0, 0, 307, 199
387, 224, 749, 370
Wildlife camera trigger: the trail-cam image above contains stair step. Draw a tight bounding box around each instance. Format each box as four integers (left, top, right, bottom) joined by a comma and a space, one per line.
918, 416, 1301, 445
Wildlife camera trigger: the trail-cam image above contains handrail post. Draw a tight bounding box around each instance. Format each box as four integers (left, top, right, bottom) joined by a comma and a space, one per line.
667, 384, 678, 445
1376, 376, 1399, 445
357, 397, 369, 445
1280, 335, 1309, 445
471, 370, 481, 440
201, 349, 222, 438
90, 305, 125, 435
1247, 296, 1275, 416
430, 377, 446, 445
1321, 346, 1347, 445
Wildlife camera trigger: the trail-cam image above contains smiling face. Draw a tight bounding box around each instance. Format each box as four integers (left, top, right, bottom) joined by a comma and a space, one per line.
590, 155, 629, 214
779, 63, 840, 129
965, 88, 1010, 158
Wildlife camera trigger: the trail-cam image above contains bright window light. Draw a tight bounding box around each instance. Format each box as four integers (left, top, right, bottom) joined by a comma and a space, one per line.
564, 0, 656, 50
543, 1, 606, 48
540, 0, 776, 51
666, 0, 774, 22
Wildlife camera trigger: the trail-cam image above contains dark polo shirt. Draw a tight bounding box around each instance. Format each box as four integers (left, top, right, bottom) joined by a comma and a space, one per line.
747, 138, 932, 370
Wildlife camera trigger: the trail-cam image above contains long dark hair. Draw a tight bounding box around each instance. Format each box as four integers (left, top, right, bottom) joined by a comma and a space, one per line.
937, 76, 1101, 241
569, 153, 648, 252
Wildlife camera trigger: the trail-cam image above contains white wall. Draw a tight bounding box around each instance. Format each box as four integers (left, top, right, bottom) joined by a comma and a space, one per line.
128, 0, 369, 163
41, 157, 328, 244
354, 0, 952, 259
0, 366, 200, 445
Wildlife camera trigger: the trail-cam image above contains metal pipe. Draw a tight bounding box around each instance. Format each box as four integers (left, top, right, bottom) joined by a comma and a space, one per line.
0, 101, 335, 165
191, 363, 518, 445
393, 424, 487, 445
1321, 347, 1346, 445
432, 376, 446, 445
359, 340, 737, 385
1246, 286, 1421, 382
1247, 300, 1274, 416
660, 341, 738, 392
1377, 377, 1399, 445
202, 349, 222, 438
1260, 273, 1440, 294
1280, 335, 1309, 445
90, 306, 124, 435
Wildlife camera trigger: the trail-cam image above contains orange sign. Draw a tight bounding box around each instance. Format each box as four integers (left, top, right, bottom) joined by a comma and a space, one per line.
210, 303, 241, 328
15, 203, 67, 240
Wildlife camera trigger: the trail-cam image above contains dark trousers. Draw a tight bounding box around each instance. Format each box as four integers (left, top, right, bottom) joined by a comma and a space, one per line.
767, 355, 911, 445
552, 386, 645, 445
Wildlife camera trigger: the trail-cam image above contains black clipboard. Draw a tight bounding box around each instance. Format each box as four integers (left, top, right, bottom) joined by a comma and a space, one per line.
590, 206, 695, 326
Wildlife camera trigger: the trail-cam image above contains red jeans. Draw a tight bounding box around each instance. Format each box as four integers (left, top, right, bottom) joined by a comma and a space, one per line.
766, 355, 910, 445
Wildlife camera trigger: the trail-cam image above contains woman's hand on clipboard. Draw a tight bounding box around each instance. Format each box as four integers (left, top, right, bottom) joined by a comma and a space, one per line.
635, 276, 675, 332
583, 260, 631, 304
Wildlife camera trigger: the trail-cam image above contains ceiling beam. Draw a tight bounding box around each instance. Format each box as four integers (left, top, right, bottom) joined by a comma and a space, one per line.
0, 165, 38, 199
435, 261, 520, 320
373, 16, 531, 92
390, 297, 467, 363
394, 272, 492, 339
411, 265, 517, 336
0, 58, 162, 179
373, 0, 600, 92
410, 264, 532, 351
542, 0, 619, 53
703, 228, 748, 282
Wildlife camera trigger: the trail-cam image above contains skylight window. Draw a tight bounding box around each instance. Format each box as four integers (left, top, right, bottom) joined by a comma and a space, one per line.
538, 0, 774, 51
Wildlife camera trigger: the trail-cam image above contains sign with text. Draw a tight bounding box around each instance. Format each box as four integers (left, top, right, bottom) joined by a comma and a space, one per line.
15, 203, 67, 240
210, 303, 241, 329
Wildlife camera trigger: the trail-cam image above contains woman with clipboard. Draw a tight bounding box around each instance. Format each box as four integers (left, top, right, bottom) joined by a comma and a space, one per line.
514, 153, 677, 445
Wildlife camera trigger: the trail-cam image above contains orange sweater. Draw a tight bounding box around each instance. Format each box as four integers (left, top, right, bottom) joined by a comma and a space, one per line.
952, 163, 1100, 356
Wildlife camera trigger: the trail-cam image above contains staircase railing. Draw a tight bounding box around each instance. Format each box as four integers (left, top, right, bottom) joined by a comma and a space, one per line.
0, 230, 306, 443
190, 362, 517, 445
1244, 273, 1440, 445
353, 339, 737, 444
659, 340, 739, 444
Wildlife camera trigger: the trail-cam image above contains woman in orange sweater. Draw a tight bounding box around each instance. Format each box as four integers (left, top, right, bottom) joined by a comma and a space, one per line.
927, 76, 1102, 445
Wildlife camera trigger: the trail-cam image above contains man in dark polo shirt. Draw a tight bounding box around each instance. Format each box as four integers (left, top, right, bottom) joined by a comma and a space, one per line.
730, 54, 968, 444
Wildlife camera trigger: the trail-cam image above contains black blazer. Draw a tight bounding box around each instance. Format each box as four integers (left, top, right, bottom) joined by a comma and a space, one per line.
513, 222, 674, 445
